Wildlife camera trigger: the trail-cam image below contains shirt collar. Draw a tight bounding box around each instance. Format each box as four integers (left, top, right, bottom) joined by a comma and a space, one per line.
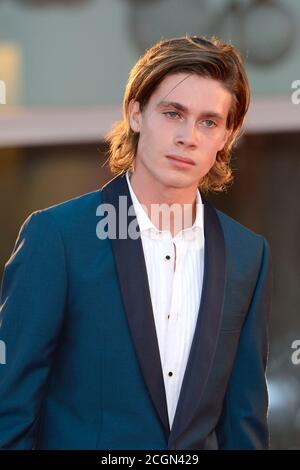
126, 170, 204, 243
126, 170, 155, 233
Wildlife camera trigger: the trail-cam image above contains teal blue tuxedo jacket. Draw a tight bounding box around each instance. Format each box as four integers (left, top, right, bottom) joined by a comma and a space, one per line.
0, 174, 272, 449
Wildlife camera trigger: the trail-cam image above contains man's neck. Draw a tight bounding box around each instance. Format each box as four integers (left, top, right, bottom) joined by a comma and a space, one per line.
129, 171, 198, 237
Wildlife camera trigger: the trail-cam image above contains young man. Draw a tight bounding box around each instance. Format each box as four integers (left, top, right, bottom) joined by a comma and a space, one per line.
0, 36, 272, 450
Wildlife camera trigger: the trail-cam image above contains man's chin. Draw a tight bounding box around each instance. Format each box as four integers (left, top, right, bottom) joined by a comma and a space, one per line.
160, 177, 198, 191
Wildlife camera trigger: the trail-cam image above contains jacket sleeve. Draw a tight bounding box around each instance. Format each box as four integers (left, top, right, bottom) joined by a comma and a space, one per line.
215, 236, 272, 449
0, 210, 67, 449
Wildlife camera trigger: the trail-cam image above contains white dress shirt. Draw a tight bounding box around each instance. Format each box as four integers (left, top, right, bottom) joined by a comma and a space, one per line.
126, 170, 205, 428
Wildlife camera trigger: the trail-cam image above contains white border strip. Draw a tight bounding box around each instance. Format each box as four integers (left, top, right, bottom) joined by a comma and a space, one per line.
0, 105, 123, 148
246, 95, 300, 133
0, 96, 299, 148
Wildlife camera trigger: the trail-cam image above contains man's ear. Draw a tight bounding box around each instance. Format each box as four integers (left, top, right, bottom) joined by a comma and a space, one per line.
128, 99, 142, 133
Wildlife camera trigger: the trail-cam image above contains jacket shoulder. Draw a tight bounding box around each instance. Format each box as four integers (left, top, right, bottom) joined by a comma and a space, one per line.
28, 189, 102, 227
42, 188, 102, 218
215, 208, 267, 247
16, 189, 103, 247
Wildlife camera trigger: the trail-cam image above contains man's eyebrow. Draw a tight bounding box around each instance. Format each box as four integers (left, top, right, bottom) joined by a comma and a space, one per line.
156, 100, 225, 121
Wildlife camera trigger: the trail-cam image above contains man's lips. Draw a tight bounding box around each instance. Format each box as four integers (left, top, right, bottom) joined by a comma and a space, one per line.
166, 155, 196, 166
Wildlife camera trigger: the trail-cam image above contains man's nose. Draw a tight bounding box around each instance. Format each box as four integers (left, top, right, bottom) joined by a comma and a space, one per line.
175, 120, 198, 147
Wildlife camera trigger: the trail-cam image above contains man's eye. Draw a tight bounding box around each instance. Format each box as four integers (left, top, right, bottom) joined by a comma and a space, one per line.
163, 111, 180, 119
202, 119, 216, 128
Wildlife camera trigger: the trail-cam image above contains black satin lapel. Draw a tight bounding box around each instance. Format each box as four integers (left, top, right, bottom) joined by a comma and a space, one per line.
168, 194, 227, 447
101, 174, 170, 438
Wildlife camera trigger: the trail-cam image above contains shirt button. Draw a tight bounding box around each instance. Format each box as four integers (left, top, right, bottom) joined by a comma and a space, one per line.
168, 371, 173, 377
165, 255, 171, 260
167, 314, 170, 319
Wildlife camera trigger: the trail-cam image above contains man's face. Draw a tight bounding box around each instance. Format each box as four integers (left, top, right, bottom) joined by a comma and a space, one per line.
128, 73, 233, 193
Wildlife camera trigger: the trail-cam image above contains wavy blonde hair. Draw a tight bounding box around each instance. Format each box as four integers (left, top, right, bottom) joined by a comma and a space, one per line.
105, 35, 250, 193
